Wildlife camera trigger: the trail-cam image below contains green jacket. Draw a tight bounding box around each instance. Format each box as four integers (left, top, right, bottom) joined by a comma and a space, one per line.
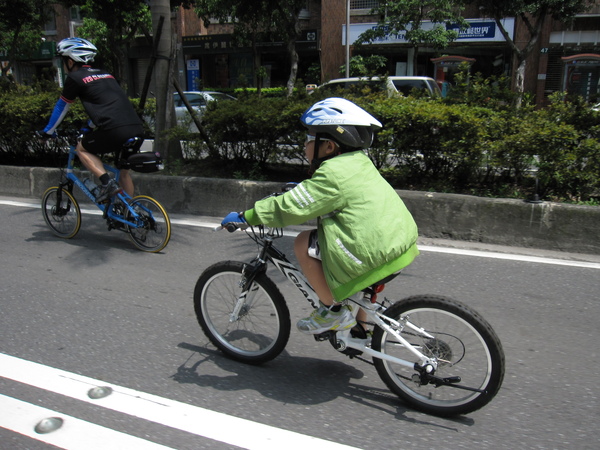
244, 151, 419, 301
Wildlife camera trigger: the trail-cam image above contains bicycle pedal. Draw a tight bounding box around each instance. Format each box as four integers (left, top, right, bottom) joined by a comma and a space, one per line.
314, 331, 334, 342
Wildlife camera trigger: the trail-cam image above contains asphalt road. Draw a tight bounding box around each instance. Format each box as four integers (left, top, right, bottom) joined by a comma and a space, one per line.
0, 196, 599, 449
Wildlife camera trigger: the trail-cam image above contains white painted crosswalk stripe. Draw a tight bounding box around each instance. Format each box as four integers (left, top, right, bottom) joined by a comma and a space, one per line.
0, 353, 358, 449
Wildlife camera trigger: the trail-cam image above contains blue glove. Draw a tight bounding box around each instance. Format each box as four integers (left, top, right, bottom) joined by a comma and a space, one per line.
221, 212, 247, 232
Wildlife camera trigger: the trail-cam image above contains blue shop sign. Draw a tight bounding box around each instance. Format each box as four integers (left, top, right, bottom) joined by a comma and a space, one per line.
448, 21, 496, 40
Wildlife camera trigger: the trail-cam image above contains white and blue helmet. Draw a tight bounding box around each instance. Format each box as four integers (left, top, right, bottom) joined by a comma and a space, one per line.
56, 37, 97, 64
300, 97, 382, 149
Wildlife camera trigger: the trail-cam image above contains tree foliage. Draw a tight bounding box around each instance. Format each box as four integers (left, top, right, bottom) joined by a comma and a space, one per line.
470, 0, 595, 105
357, 0, 469, 75
0, 0, 54, 77
193, 0, 307, 96
58, 0, 151, 88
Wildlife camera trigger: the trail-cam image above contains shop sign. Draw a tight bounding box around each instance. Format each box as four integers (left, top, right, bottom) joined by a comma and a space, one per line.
447, 21, 496, 40
345, 18, 514, 45
183, 35, 238, 54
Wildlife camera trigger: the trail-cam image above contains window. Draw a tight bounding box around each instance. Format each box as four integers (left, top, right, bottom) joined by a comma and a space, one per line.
43, 8, 57, 35
70, 6, 84, 21
350, 0, 379, 10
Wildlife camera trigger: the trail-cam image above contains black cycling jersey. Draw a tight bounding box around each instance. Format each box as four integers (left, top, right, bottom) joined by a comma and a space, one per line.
61, 65, 142, 130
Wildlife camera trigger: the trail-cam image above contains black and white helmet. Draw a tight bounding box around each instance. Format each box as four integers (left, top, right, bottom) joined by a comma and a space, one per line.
300, 97, 382, 149
56, 37, 97, 64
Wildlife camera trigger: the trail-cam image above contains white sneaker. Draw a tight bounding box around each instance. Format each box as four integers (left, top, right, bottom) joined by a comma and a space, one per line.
296, 304, 356, 335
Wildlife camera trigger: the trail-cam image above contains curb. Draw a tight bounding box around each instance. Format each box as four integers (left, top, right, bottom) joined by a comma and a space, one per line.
2, 165, 599, 255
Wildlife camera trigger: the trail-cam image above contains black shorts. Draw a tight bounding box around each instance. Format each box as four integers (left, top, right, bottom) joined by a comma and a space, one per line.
82, 124, 145, 156
308, 229, 321, 260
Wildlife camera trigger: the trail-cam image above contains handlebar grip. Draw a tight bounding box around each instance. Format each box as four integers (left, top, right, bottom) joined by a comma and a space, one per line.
225, 223, 237, 233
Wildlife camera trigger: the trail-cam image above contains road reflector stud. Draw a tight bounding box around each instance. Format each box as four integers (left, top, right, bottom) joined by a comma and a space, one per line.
34, 417, 63, 434
88, 386, 113, 399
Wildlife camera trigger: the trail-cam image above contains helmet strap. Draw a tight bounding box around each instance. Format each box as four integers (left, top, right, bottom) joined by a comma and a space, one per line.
309, 133, 340, 175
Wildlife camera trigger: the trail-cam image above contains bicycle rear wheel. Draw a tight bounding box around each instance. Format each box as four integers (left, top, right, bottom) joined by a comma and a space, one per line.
125, 195, 171, 252
41, 187, 81, 239
372, 295, 505, 416
194, 261, 291, 365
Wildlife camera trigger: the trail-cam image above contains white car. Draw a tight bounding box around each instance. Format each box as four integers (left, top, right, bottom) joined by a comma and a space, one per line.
174, 91, 236, 132
318, 76, 442, 98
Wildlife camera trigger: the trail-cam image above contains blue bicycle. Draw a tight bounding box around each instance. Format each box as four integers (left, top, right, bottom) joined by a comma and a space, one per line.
41, 133, 171, 252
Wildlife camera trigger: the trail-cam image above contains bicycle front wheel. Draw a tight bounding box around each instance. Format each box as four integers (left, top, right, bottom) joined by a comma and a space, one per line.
372, 295, 505, 416
194, 261, 291, 365
41, 187, 81, 239
125, 195, 171, 252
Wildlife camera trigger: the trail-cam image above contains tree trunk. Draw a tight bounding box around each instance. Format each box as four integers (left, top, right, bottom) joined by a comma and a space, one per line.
412, 45, 419, 76
514, 56, 526, 109
286, 39, 298, 97
151, 0, 173, 160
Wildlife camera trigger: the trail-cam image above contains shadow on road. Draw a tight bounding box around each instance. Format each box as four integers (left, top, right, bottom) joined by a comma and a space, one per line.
173, 342, 474, 429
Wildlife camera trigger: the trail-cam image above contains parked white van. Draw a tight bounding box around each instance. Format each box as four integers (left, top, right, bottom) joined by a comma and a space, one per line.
318, 76, 442, 98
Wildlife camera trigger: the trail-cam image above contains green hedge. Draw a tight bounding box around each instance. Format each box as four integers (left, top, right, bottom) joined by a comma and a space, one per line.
1, 82, 598, 203
200, 91, 600, 202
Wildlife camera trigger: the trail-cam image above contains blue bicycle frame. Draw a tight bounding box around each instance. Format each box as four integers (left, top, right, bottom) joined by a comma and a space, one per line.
62, 146, 145, 229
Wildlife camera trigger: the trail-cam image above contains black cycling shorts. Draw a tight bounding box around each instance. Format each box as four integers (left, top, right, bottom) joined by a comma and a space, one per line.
82, 124, 145, 156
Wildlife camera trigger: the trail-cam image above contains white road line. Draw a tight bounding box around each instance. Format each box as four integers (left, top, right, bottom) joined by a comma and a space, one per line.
0, 394, 174, 450
0, 353, 358, 450
3, 198, 599, 269
417, 245, 600, 269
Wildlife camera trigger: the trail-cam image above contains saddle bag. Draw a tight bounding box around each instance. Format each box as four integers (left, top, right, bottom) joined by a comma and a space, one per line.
117, 137, 163, 173
126, 151, 164, 173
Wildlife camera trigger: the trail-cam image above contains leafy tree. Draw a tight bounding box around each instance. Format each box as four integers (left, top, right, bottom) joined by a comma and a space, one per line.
193, 0, 307, 96
471, 0, 595, 107
340, 54, 388, 77
356, 0, 469, 75
59, 0, 151, 90
0, 0, 54, 78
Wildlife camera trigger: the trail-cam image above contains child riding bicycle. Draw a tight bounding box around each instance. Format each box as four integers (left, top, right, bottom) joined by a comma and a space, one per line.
222, 97, 419, 335
38, 37, 145, 203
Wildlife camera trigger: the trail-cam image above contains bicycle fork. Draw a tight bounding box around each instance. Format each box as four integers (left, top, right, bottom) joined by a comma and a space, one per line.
229, 261, 265, 323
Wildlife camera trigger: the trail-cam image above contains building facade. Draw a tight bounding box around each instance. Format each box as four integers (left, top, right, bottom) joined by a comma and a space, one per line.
4, 1, 600, 106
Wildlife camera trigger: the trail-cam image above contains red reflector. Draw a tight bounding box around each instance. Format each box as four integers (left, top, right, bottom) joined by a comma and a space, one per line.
375, 284, 385, 293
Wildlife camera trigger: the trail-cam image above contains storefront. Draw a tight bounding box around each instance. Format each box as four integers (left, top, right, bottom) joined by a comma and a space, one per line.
1, 41, 56, 84
344, 18, 515, 80
560, 54, 600, 102
182, 30, 319, 90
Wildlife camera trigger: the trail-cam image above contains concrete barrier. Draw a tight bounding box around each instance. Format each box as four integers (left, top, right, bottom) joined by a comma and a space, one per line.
2, 165, 599, 255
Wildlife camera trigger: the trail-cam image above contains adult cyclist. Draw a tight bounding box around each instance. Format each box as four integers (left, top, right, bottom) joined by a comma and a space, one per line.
38, 37, 145, 202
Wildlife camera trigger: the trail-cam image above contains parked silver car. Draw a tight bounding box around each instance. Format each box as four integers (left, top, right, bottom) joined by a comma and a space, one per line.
174, 91, 236, 132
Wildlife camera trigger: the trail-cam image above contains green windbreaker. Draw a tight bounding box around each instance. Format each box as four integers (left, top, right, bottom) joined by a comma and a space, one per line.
243, 151, 419, 301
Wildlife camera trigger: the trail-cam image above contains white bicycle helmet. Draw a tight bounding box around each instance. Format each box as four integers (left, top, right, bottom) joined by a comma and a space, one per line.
300, 97, 382, 150
56, 37, 97, 64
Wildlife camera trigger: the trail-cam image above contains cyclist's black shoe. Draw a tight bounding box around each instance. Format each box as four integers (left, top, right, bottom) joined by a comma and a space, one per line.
95, 179, 122, 203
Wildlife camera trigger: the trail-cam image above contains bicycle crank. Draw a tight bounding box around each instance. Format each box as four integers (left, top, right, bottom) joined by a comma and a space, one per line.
412, 364, 487, 393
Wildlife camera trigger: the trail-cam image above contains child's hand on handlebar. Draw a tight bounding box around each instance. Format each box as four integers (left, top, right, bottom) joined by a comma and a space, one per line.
221, 212, 248, 232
